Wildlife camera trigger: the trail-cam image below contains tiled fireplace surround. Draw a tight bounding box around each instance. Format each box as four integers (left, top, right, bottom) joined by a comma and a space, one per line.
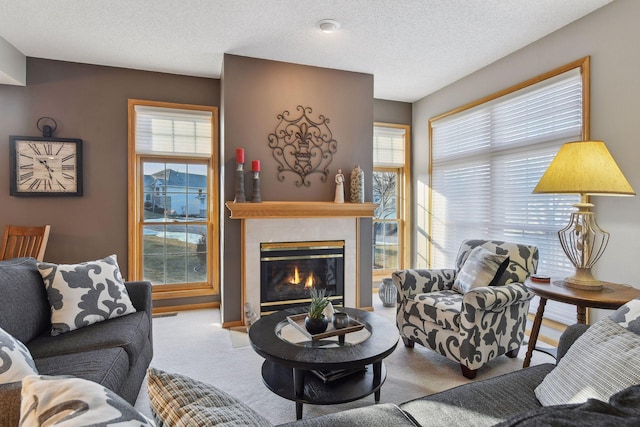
226, 202, 376, 324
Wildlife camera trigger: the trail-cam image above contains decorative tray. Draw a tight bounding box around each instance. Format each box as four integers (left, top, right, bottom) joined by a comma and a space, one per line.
286, 313, 365, 341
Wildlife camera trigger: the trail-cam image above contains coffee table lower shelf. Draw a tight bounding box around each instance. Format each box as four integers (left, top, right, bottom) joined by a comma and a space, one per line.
260, 360, 387, 419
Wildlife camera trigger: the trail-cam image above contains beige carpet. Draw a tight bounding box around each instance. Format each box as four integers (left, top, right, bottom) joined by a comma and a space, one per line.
134, 298, 553, 425
228, 326, 250, 348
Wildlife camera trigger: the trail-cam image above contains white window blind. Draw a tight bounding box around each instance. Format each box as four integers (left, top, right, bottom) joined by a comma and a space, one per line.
374, 126, 406, 167
135, 105, 212, 156
430, 68, 582, 284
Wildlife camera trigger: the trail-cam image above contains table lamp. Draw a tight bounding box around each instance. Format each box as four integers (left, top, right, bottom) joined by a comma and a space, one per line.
533, 140, 635, 290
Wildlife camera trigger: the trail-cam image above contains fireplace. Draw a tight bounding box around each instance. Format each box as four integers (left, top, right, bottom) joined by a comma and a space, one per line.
260, 240, 344, 314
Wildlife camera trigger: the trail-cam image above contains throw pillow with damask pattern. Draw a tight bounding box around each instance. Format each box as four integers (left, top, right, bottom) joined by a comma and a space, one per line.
0, 327, 37, 384
20, 375, 154, 426
37, 255, 136, 336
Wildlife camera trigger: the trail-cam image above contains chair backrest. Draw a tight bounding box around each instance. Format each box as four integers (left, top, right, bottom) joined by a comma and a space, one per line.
0, 225, 51, 262
455, 239, 538, 285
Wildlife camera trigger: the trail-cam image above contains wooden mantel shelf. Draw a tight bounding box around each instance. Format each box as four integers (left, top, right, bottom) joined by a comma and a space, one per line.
225, 201, 377, 219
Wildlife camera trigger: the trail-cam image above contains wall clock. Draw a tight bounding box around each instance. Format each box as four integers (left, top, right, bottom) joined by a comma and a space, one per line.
9, 136, 83, 196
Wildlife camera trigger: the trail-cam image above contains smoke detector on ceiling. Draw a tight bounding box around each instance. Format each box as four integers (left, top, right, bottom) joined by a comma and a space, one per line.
317, 19, 341, 34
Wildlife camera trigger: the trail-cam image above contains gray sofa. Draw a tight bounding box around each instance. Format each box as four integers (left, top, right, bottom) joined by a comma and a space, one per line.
278, 324, 579, 426
280, 323, 640, 426
0, 257, 153, 426
145, 321, 639, 426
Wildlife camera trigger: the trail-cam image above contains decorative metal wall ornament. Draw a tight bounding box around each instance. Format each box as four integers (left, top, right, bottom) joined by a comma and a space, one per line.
268, 105, 338, 187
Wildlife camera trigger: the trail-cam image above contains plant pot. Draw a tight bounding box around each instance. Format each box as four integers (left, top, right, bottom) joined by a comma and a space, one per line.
332, 312, 350, 329
305, 316, 329, 335
379, 278, 398, 307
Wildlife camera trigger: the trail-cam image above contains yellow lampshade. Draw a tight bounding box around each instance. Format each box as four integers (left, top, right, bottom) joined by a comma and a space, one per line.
533, 140, 635, 196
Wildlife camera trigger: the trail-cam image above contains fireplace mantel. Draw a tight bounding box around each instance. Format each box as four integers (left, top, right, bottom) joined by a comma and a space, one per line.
227, 201, 375, 326
225, 201, 377, 219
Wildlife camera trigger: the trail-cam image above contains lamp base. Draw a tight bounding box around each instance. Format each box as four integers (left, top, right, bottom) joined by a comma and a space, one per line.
563, 268, 603, 291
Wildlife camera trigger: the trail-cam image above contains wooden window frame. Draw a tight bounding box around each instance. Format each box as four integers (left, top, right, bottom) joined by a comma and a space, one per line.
373, 122, 411, 280
127, 99, 220, 298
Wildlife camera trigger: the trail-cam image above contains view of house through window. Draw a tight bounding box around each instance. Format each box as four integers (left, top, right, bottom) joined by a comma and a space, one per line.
373, 124, 410, 278
141, 161, 209, 286
128, 100, 219, 296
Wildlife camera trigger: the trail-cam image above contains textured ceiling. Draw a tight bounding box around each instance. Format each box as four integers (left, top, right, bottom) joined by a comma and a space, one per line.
0, 0, 613, 102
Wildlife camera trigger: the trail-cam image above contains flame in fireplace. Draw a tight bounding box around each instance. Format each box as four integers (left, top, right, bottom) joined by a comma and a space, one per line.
304, 274, 314, 289
286, 264, 317, 289
293, 266, 300, 284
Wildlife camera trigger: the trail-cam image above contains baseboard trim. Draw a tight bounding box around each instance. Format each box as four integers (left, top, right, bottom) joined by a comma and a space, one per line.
152, 301, 218, 315
222, 320, 243, 328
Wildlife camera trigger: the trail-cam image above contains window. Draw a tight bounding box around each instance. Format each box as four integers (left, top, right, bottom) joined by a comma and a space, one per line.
428, 58, 589, 324
373, 123, 410, 278
128, 100, 219, 298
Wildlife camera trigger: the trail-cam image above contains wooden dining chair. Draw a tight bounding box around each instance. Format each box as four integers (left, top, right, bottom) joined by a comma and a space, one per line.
0, 225, 51, 262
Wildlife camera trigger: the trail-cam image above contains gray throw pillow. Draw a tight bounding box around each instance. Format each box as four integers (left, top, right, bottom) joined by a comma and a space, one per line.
147, 368, 272, 426
452, 246, 510, 294
20, 375, 154, 426
0, 327, 37, 384
37, 255, 136, 336
535, 298, 640, 406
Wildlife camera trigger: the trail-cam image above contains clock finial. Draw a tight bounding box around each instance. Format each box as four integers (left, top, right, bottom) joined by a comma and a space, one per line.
37, 117, 57, 137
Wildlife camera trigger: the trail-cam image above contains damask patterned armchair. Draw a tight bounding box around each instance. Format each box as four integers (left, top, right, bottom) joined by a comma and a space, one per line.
393, 239, 538, 379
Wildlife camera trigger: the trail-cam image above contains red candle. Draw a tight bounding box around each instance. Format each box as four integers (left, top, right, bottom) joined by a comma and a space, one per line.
252, 160, 261, 172
235, 148, 244, 163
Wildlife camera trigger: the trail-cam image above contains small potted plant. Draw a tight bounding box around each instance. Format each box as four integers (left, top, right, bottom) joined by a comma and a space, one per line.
305, 288, 331, 334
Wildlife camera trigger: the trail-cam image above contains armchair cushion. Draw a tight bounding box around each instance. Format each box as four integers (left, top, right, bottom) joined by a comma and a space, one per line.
535, 298, 640, 406
452, 246, 509, 294
414, 290, 462, 331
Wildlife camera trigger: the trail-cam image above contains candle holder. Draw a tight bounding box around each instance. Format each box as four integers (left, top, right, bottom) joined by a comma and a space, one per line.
251, 170, 262, 203
234, 162, 246, 203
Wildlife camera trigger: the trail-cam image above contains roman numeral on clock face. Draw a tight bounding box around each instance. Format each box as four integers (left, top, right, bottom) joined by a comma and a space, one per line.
28, 179, 42, 190
20, 171, 34, 182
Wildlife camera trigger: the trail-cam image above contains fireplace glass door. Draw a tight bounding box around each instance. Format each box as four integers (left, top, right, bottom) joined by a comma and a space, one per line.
260, 241, 344, 314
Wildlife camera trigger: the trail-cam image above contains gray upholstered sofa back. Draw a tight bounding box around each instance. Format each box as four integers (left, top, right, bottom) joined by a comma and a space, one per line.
0, 257, 51, 343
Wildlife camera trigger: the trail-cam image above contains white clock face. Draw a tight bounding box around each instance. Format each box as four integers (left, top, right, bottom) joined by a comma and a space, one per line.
15, 140, 78, 193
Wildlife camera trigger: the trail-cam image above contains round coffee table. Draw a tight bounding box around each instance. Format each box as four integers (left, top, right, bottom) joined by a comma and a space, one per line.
248, 307, 398, 420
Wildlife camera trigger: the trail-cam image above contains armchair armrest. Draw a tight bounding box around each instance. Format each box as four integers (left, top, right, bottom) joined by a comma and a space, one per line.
392, 269, 456, 300
462, 282, 535, 312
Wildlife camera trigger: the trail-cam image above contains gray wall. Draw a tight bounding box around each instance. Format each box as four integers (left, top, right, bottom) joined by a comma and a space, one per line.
221, 54, 374, 323
0, 58, 220, 276
412, 0, 640, 321
0, 57, 411, 317
374, 99, 412, 125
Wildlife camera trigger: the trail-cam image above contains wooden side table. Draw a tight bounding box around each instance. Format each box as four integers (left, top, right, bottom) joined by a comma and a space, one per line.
523, 278, 640, 368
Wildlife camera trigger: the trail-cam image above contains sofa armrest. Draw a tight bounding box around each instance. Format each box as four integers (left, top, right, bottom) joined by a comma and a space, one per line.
125, 280, 153, 314
125, 280, 153, 349
462, 282, 535, 312
556, 323, 589, 363
392, 269, 456, 300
